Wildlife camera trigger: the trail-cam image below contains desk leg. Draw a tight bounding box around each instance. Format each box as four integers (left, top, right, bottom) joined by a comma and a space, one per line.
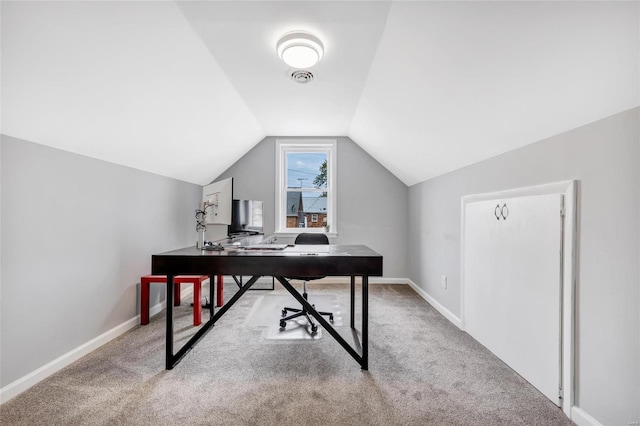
166, 275, 261, 369
276, 276, 365, 369
350, 276, 355, 329
166, 274, 174, 370
362, 275, 368, 370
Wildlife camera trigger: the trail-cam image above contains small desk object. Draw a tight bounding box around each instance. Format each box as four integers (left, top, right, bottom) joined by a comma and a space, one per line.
152, 244, 383, 370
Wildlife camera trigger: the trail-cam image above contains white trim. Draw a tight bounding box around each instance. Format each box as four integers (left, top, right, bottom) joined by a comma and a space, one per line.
277, 275, 462, 327
367, 277, 408, 285
407, 279, 463, 329
275, 139, 337, 234
562, 181, 578, 420
0, 285, 195, 404
1, 275, 414, 404
225, 276, 408, 285
0, 313, 141, 403
262, 270, 590, 423
570, 407, 604, 426
460, 180, 578, 419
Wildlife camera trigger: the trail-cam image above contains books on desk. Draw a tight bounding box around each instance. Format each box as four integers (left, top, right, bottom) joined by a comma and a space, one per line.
284, 245, 330, 253
244, 244, 289, 250
244, 244, 331, 253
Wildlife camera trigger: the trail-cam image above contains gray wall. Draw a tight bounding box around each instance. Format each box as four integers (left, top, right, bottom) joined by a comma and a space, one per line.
215, 137, 409, 278
407, 108, 639, 425
0, 135, 201, 387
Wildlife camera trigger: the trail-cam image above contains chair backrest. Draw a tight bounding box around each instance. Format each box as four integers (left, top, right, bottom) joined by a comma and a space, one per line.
294, 232, 329, 245
289, 233, 329, 282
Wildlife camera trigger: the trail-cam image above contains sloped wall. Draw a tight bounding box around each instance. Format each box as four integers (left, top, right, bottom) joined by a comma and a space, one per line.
0, 135, 201, 387
407, 107, 640, 425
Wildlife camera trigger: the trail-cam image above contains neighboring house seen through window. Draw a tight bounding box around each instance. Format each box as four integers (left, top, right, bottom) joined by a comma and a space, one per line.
275, 140, 336, 234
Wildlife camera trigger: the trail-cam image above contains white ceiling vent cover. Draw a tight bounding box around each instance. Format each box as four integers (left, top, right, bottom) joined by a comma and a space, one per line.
291, 69, 314, 84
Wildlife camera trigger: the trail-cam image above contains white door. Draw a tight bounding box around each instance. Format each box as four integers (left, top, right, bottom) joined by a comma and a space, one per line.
463, 193, 563, 405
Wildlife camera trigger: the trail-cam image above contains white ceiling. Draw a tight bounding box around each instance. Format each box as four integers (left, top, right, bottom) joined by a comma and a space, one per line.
2, 1, 638, 186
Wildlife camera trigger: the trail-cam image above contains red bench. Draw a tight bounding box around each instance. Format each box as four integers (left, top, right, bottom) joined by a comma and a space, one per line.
140, 275, 223, 326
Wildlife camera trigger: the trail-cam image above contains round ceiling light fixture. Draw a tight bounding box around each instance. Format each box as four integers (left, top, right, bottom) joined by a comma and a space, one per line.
276, 31, 324, 69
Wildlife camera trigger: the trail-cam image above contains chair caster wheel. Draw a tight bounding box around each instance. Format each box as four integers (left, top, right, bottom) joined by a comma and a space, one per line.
329, 314, 334, 322
311, 325, 318, 333
281, 309, 287, 317
280, 320, 286, 328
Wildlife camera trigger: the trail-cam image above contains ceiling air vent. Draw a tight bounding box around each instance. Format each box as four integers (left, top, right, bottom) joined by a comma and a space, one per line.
290, 69, 314, 84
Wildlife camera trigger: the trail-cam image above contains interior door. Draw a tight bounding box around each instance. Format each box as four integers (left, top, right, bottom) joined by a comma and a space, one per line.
463, 193, 563, 405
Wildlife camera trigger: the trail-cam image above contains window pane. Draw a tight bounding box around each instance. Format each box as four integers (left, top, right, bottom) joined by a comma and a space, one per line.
285, 190, 328, 228
286, 152, 327, 189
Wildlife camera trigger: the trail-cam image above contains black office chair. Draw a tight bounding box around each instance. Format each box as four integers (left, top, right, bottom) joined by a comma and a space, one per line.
279, 232, 334, 333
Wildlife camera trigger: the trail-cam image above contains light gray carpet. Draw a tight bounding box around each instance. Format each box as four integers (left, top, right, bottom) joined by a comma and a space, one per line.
0, 283, 573, 425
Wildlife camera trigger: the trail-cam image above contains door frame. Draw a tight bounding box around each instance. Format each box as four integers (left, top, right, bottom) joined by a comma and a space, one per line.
460, 180, 578, 419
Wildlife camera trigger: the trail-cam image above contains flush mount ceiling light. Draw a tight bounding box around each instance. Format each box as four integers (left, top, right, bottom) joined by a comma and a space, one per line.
276, 31, 324, 69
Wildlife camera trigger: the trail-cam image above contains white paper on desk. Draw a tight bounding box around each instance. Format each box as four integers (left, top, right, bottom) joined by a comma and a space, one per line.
284, 245, 330, 253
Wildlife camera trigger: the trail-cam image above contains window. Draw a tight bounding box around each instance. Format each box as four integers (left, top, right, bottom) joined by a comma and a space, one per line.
276, 139, 336, 234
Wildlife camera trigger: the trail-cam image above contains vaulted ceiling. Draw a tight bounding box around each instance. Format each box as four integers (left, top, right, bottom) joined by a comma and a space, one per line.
2, 1, 638, 186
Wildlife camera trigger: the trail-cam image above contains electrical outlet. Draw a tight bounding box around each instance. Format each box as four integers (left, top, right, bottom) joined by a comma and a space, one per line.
441, 275, 447, 289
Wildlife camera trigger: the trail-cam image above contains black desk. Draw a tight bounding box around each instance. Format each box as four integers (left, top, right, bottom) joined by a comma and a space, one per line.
152, 245, 383, 370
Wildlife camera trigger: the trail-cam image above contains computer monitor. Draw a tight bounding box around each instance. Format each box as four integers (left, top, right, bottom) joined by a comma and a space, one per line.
202, 177, 233, 225
228, 200, 263, 235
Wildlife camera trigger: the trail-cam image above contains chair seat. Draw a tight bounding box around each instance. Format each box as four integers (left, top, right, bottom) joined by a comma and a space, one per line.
287, 275, 324, 281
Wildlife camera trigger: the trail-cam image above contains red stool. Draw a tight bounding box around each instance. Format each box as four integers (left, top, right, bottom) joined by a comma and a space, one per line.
140, 275, 223, 326
215, 275, 224, 308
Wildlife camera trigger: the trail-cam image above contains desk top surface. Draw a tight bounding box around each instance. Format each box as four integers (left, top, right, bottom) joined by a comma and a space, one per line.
154, 244, 381, 258
152, 245, 383, 276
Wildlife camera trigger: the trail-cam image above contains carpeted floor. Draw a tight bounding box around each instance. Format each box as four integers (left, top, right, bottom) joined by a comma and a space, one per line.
0, 283, 573, 425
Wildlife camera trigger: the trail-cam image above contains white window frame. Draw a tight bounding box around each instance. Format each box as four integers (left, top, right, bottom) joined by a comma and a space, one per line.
275, 139, 337, 235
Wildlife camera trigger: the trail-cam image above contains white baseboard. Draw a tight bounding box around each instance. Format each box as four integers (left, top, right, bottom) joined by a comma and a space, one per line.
316, 277, 409, 285
404, 280, 603, 425
406, 279, 463, 329
0, 284, 197, 404
289, 275, 462, 327
241, 276, 409, 285
0, 313, 142, 404
0, 278, 445, 405
571, 407, 603, 426
0, 276, 404, 402
369, 277, 408, 285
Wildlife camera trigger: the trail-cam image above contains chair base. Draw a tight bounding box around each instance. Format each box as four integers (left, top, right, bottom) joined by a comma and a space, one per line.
279, 290, 333, 334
